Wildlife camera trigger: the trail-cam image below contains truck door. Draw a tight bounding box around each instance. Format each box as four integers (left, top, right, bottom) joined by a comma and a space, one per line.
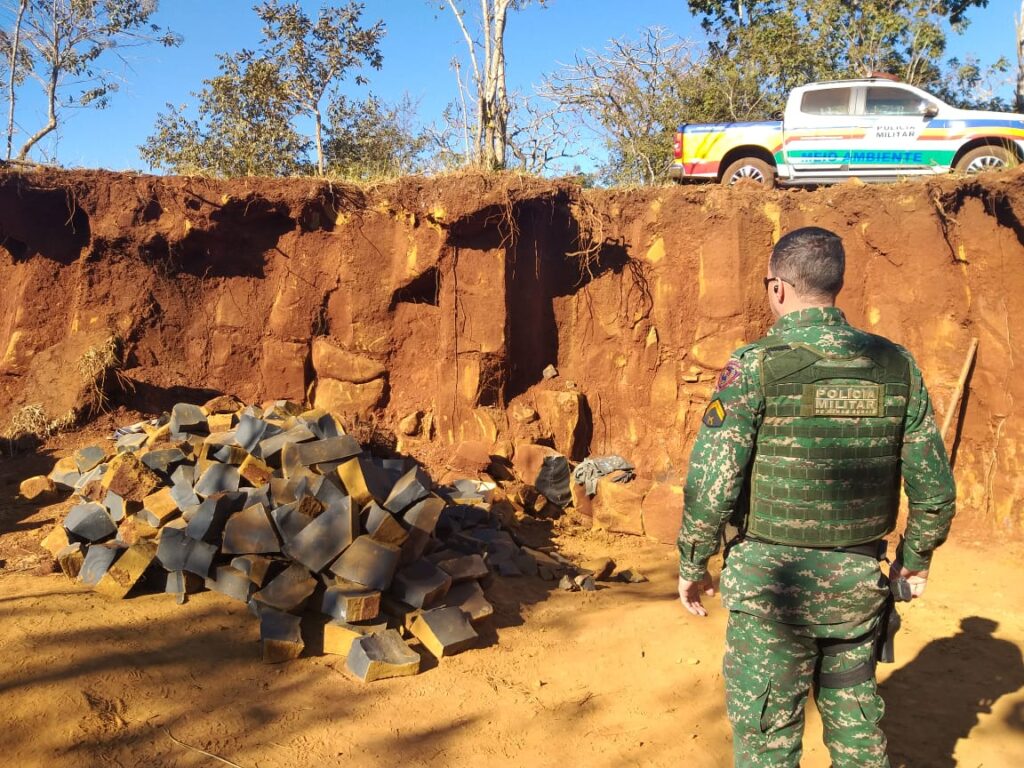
851, 85, 932, 172
783, 86, 860, 173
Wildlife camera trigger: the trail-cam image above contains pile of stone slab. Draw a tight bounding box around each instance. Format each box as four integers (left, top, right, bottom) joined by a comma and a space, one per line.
33, 397, 570, 682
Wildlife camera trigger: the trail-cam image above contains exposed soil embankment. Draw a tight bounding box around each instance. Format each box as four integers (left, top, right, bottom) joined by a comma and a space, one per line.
1, 168, 1022, 535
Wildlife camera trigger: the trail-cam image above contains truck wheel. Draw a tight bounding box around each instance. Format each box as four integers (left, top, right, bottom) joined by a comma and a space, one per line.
721, 157, 776, 187
954, 145, 1015, 174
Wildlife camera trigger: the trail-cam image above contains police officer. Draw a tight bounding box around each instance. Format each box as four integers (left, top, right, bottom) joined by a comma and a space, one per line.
677, 227, 956, 768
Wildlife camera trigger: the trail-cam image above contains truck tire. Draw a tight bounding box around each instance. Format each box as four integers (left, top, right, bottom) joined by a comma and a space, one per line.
954, 145, 1015, 175
721, 157, 776, 187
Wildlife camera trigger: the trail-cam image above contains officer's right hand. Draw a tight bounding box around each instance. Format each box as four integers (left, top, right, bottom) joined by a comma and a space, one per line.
899, 566, 929, 599
679, 572, 715, 617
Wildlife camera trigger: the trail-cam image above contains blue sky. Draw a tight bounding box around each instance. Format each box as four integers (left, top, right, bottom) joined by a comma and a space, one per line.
3, 0, 1019, 170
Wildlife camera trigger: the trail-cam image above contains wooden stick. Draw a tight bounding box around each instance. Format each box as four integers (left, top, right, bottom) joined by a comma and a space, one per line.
941, 337, 979, 442
163, 729, 247, 768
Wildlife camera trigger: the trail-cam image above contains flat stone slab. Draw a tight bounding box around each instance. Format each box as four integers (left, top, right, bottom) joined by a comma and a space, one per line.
141, 447, 187, 476
295, 436, 362, 467
258, 606, 304, 664
253, 563, 317, 613
49, 456, 82, 490
285, 498, 358, 573
64, 502, 116, 542
256, 424, 317, 460
321, 580, 381, 623
230, 554, 274, 586
442, 580, 494, 623
156, 526, 217, 578
186, 492, 245, 542
222, 504, 281, 554
330, 536, 400, 591
437, 554, 489, 584
365, 504, 409, 547
323, 620, 387, 657
79, 543, 123, 586
346, 629, 421, 682
95, 540, 157, 599
383, 466, 432, 514
205, 565, 255, 603
169, 403, 208, 435
194, 463, 241, 497
74, 445, 107, 474
390, 559, 452, 609
409, 606, 478, 658
57, 542, 85, 580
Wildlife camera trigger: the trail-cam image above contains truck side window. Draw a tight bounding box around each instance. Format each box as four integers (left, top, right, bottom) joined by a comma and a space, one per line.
800, 88, 850, 116
863, 87, 923, 116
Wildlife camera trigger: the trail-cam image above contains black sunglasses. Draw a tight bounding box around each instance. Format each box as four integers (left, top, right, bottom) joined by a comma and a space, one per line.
763, 276, 795, 290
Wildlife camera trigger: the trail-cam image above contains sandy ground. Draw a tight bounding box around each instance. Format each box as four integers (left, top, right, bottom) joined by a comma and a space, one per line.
0, 514, 1021, 768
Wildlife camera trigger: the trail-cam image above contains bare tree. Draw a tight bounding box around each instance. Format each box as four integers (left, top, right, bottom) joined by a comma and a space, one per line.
506, 92, 580, 175
539, 28, 704, 185
438, 0, 546, 169
6, 0, 180, 161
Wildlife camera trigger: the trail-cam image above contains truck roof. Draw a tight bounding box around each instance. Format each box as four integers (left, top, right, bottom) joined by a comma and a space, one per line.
804, 77, 909, 86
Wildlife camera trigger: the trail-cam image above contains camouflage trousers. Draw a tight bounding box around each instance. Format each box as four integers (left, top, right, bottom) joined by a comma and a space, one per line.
724, 610, 890, 768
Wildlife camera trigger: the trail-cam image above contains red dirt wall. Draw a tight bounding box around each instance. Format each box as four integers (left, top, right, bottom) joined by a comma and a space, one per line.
1, 168, 1020, 535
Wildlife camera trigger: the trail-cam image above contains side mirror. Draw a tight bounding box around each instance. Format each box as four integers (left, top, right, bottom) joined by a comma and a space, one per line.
772, 110, 783, 120
922, 102, 939, 118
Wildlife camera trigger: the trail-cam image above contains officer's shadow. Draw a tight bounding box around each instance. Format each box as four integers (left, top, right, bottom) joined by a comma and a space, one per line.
879, 616, 1024, 768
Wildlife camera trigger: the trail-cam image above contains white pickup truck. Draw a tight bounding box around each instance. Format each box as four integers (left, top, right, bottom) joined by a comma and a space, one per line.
670, 77, 1024, 186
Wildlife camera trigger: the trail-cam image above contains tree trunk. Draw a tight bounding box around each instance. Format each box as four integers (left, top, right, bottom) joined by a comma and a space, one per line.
17, 59, 58, 161
6, 0, 28, 161
314, 106, 324, 176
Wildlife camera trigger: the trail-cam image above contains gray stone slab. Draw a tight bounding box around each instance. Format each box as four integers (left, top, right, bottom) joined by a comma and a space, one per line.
235, 414, 270, 453
230, 554, 274, 587
255, 424, 317, 461
285, 498, 358, 573
74, 446, 107, 474
242, 484, 271, 510
73, 464, 107, 491
79, 543, 123, 586
103, 491, 127, 523
165, 570, 205, 596
115, 432, 149, 453
169, 403, 208, 435
156, 526, 217, 577
141, 448, 187, 476
383, 466, 432, 514
270, 500, 318, 547
321, 581, 381, 623
330, 536, 401, 591
390, 559, 452, 609
170, 477, 201, 510
409, 606, 479, 658
222, 504, 281, 554
294, 436, 362, 467
314, 475, 347, 507
194, 463, 241, 497
346, 629, 420, 682
364, 503, 409, 546
438, 554, 489, 584
258, 605, 305, 663
64, 502, 116, 542
186, 491, 247, 542
49, 462, 82, 490
441, 580, 494, 623
171, 463, 196, 489
253, 563, 317, 613
205, 565, 254, 602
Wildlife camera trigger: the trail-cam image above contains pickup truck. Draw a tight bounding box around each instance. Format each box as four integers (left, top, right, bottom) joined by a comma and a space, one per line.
670, 78, 1024, 186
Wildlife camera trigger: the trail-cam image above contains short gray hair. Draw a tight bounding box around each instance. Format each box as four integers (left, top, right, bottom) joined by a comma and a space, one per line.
770, 227, 845, 299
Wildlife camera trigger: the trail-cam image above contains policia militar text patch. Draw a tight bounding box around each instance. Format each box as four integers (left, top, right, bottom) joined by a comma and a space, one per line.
802, 383, 883, 417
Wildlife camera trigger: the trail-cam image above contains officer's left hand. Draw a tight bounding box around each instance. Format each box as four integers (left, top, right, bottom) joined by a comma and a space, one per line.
678, 572, 715, 617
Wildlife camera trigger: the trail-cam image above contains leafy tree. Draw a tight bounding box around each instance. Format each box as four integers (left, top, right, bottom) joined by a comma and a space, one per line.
1, 0, 181, 161
140, 52, 310, 177
324, 93, 429, 179
255, 0, 383, 175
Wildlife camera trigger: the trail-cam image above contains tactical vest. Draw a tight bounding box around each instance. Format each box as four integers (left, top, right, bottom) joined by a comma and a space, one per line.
746, 339, 911, 548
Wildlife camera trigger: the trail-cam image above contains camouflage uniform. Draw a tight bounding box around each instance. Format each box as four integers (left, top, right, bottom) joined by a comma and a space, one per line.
678, 307, 956, 768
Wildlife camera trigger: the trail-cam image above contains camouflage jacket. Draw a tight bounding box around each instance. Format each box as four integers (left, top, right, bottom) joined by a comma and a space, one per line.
678, 307, 957, 625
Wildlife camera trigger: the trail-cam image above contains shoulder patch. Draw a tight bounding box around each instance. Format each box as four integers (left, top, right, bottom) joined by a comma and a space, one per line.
702, 399, 727, 428
715, 359, 743, 392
